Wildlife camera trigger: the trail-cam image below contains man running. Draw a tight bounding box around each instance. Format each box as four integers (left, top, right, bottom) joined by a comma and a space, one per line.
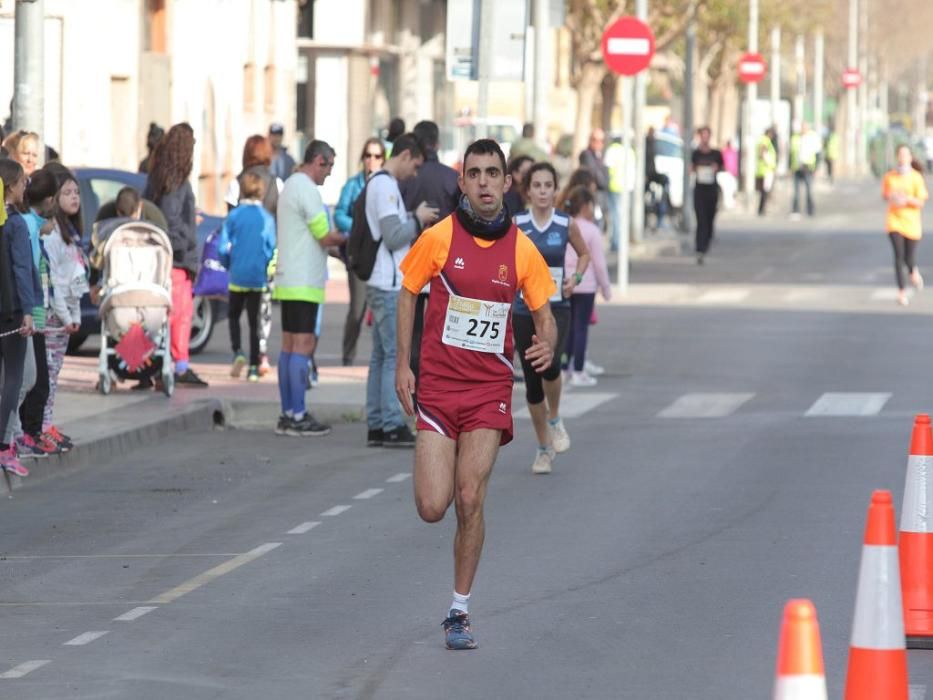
396, 139, 557, 650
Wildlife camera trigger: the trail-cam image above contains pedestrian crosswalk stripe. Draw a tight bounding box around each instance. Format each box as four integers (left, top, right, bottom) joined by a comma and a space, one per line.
696, 288, 749, 304
871, 288, 901, 301
805, 393, 891, 417
514, 393, 617, 420
658, 393, 755, 418
0, 660, 51, 679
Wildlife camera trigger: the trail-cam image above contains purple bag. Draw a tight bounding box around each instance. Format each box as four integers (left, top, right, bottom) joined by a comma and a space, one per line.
192, 227, 229, 298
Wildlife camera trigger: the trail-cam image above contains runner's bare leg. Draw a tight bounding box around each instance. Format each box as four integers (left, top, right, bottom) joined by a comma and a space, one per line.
414, 431, 457, 522
526, 401, 551, 447
543, 376, 562, 421
453, 428, 500, 595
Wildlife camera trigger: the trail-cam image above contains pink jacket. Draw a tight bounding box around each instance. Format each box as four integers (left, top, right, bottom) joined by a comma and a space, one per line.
566, 216, 612, 299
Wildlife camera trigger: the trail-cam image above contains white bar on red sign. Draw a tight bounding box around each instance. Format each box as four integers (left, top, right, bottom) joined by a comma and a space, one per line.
741, 63, 765, 74
607, 38, 651, 56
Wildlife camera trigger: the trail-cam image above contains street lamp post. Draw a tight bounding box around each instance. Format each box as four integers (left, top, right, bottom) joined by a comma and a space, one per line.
13, 0, 45, 151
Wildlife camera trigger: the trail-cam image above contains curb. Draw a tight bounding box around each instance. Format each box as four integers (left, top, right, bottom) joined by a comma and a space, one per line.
2, 398, 364, 499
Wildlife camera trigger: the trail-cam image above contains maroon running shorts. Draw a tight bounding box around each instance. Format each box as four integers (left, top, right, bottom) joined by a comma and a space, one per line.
416, 380, 514, 446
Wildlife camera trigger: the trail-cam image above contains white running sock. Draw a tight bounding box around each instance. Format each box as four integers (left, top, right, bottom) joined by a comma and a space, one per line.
450, 590, 471, 614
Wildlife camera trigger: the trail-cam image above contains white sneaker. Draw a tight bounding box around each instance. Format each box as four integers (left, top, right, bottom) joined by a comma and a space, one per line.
549, 418, 571, 453
584, 360, 605, 376
911, 270, 924, 290
532, 447, 555, 474
571, 371, 598, 388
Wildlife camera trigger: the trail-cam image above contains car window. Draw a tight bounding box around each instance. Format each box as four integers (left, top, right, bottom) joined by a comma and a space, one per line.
88, 178, 131, 209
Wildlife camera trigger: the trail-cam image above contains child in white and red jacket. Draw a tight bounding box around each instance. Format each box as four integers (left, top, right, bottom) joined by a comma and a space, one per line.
563, 185, 612, 387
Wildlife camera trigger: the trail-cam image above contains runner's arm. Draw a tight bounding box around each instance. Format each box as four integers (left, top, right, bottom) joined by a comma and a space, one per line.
526, 303, 557, 372
564, 219, 591, 297
395, 288, 418, 416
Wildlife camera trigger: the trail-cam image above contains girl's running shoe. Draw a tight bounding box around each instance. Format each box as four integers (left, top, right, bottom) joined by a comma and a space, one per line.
17, 434, 49, 459
43, 428, 72, 453
47, 426, 74, 449
0, 447, 29, 477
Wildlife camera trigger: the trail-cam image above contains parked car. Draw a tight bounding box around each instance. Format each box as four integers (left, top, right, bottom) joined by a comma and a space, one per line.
71, 167, 226, 354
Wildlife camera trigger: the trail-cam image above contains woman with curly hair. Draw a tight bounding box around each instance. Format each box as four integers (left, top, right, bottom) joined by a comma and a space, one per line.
143, 122, 208, 387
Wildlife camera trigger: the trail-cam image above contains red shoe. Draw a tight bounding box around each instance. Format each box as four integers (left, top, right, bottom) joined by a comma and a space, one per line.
34, 432, 64, 456
0, 446, 29, 477
42, 430, 71, 453
46, 426, 74, 450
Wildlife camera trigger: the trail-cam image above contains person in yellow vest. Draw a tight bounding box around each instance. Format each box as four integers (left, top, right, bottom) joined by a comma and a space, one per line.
882, 144, 929, 306
755, 127, 777, 216
824, 128, 839, 184
790, 122, 820, 218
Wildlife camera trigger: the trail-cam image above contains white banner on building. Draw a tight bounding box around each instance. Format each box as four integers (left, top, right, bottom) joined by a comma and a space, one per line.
446, 0, 527, 82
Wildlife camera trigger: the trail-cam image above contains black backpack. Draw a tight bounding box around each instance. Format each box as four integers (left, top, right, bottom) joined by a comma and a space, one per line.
346, 171, 390, 281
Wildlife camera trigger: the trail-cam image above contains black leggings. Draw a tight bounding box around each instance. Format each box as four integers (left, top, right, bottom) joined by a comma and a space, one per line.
0, 316, 26, 449
20, 332, 49, 437
513, 306, 571, 405
694, 185, 719, 254
889, 232, 919, 291
228, 290, 262, 366
563, 293, 596, 372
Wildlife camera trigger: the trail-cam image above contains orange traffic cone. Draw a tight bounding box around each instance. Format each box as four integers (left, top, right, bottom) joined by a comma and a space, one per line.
773, 599, 827, 700
899, 413, 933, 649
844, 490, 909, 700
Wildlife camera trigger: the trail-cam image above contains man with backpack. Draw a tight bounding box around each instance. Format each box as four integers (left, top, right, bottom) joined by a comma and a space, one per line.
356, 133, 437, 447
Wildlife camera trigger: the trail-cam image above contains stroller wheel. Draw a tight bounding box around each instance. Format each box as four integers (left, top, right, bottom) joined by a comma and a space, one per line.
99, 372, 112, 395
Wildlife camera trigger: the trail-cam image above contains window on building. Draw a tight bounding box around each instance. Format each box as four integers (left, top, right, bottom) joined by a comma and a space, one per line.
298, 0, 314, 39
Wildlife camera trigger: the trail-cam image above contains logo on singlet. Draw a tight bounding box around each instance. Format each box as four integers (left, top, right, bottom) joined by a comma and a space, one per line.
454, 257, 465, 270
498, 402, 507, 414
498, 265, 508, 282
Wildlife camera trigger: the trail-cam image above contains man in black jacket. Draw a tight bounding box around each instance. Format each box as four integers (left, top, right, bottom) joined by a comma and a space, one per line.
579, 129, 611, 232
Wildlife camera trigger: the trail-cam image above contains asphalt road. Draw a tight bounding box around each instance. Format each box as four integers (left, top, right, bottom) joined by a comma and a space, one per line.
3, 179, 932, 699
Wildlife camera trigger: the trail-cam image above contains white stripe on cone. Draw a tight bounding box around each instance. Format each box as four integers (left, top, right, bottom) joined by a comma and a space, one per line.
901, 455, 931, 533
850, 545, 906, 649
774, 675, 828, 700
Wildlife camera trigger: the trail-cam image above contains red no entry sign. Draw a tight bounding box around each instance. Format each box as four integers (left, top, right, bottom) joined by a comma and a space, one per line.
842, 68, 862, 89
601, 17, 655, 76
738, 52, 767, 84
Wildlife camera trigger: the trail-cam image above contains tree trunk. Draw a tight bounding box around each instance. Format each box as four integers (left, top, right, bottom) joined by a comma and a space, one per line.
574, 61, 605, 159
600, 72, 619, 132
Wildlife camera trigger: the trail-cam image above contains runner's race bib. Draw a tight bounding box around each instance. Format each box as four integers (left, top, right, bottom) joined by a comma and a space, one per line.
548, 266, 564, 302
442, 294, 509, 353
696, 165, 716, 185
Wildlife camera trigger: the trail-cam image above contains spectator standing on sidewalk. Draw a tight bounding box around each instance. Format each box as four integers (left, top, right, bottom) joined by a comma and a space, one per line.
364, 133, 438, 448
334, 137, 385, 366
42, 170, 86, 453
790, 122, 820, 219
138, 123, 164, 174
882, 144, 929, 307
0, 160, 37, 477
273, 140, 345, 437
219, 172, 276, 381
690, 126, 724, 265
510, 123, 549, 163
825, 128, 839, 184
400, 121, 459, 388
384, 117, 405, 157
562, 186, 611, 387
756, 128, 778, 216
144, 122, 208, 388
2, 131, 40, 179
579, 129, 610, 233
268, 123, 296, 183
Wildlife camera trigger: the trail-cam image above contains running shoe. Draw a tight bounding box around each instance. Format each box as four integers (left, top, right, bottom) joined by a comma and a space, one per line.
16, 434, 48, 459
258, 354, 271, 377
176, 368, 209, 387
383, 425, 416, 448
247, 365, 260, 382
230, 353, 247, 378
34, 432, 63, 455
549, 418, 571, 453
287, 414, 331, 437
532, 447, 555, 474
571, 371, 598, 388
584, 359, 605, 376
367, 429, 384, 447
912, 270, 924, 291
442, 610, 477, 650
275, 415, 290, 436
0, 447, 29, 478
46, 426, 74, 451
41, 430, 70, 453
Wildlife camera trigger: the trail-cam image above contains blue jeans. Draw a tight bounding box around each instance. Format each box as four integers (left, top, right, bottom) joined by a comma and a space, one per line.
792, 168, 814, 216
366, 286, 404, 431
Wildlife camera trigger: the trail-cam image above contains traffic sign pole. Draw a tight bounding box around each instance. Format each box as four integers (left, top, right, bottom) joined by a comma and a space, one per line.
742, 0, 759, 213
631, 0, 648, 247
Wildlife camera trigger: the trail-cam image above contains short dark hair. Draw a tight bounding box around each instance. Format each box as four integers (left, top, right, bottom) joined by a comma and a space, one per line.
115, 186, 141, 217
508, 154, 534, 176
389, 133, 424, 161
26, 168, 58, 205
462, 138, 507, 173
522, 162, 558, 194
522, 122, 534, 138
239, 171, 267, 200
387, 117, 406, 142
412, 121, 439, 150
0, 158, 24, 193
303, 139, 335, 165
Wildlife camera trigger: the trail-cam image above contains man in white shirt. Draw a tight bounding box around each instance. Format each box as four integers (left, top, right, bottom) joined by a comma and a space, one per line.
364, 133, 438, 448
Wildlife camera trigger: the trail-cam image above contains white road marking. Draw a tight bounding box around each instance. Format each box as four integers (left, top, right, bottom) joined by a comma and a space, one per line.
696, 288, 749, 304
0, 660, 51, 679
64, 631, 109, 646
113, 606, 158, 622
871, 288, 901, 301
148, 542, 282, 605
353, 489, 383, 500
658, 393, 755, 418
2, 553, 239, 559
321, 505, 352, 517
804, 393, 891, 417
386, 473, 411, 483
287, 521, 321, 535
515, 393, 618, 419
782, 288, 824, 303
910, 685, 927, 700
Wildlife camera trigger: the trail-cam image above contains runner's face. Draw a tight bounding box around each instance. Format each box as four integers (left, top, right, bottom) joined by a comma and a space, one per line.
897, 147, 913, 168
459, 152, 510, 218
58, 180, 81, 216
527, 170, 556, 211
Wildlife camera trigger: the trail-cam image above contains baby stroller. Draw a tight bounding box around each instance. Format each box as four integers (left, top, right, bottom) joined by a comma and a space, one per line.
96, 221, 175, 396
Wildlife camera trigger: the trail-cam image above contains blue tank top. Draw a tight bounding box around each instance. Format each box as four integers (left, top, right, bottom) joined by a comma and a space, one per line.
513, 208, 570, 314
